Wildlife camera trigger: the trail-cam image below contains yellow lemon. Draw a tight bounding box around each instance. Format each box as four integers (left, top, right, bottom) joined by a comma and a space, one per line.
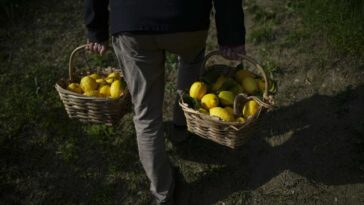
189, 81, 207, 100
201, 93, 219, 110
99, 85, 110, 97
242, 100, 260, 118
107, 72, 120, 80
209, 107, 234, 121
236, 117, 246, 123
242, 77, 258, 94
83, 90, 100, 97
218, 91, 235, 106
67, 83, 83, 94
105, 77, 114, 84
224, 106, 234, 115
80, 76, 97, 92
235, 70, 256, 83
110, 80, 124, 99
198, 108, 209, 114
96, 79, 107, 88
211, 75, 227, 92
96, 78, 106, 84
89, 73, 102, 80
257, 78, 266, 92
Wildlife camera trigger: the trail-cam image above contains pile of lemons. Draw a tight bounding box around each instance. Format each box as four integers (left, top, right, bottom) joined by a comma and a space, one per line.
66, 71, 126, 99
187, 65, 276, 123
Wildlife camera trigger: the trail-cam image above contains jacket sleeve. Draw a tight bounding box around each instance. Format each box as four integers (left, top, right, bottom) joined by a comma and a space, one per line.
85, 0, 109, 43
213, 0, 245, 46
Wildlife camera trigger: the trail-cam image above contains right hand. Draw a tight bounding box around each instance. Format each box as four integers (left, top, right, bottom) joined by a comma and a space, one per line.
86, 40, 108, 55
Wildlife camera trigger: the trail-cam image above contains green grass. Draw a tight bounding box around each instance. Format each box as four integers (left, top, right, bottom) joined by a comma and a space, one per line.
1, 0, 364, 204
249, 24, 275, 45
248, 0, 364, 57
246, 2, 278, 45
292, 0, 364, 56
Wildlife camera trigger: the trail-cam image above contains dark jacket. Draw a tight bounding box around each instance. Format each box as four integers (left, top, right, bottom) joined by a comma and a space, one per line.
85, 0, 245, 46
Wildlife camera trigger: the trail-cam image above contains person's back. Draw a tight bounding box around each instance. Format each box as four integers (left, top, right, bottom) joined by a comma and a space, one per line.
110, 0, 211, 32
86, 0, 245, 47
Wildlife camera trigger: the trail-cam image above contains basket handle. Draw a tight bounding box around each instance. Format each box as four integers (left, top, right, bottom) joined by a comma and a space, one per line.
202, 50, 270, 100
68, 44, 89, 82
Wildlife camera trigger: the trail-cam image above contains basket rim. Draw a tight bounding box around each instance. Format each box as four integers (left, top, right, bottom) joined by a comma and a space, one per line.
178, 98, 261, 131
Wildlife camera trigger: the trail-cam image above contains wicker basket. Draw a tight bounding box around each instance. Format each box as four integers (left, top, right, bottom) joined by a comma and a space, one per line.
179, 51, 274, 149
55, 45, 130, 126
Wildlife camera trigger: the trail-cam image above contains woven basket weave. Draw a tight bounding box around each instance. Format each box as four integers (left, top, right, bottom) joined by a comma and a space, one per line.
179, 51, 273, 149
55, 45, 130, 126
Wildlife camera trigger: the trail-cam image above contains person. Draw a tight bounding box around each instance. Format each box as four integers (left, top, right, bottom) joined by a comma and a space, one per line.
84, 0, 245, 204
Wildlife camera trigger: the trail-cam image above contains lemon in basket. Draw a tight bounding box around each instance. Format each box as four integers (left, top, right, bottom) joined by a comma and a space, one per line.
67, 83, 83, 94
242, 100, 259, 118
209, 107, 234, 122
235, 70, 256, 83
201, 93, 219, 110
224, 106, 234, 115
80, 76, 97, 92
108, 72, 120, 80
242, 77, 258, 94
236, 117, 246, 123
89, 73, 102, 80
105, 77, 114, 84
257, 78, 266, 92
218, 91, 235, 106
99, 85, 111, 97
83, 90, 100, 97
110, 80, 124, 99
211, 75, 227, 92
96, 78, 107, 86
198, 108, 209, 114
189, 81, 207, 100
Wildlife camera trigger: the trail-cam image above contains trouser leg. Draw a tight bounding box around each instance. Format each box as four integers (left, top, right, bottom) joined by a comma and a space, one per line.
173, 49, 206, 126
112, 35, 174, 203
155, 31, 208, 126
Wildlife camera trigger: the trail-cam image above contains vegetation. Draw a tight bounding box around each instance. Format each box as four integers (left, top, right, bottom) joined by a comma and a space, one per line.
298, 0, 364, 56
0, 0, 363, 204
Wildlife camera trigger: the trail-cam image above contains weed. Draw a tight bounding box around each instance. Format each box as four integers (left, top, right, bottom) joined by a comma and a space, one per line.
263, 59, 280, 76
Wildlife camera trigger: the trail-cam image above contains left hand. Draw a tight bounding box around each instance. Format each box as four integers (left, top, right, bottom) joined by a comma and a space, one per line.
86, 40, 108, 55
219, 45, 246, 60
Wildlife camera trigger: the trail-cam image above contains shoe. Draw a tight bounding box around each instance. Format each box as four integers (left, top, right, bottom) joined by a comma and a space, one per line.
165, 122, 191, 144
172, 167, 190, 205
149, 166, 177, 205
149, 167, 190, 205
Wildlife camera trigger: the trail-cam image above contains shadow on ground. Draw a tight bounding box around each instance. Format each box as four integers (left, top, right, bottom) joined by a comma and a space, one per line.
173, 84, 364, 204
0, 106, 142, 204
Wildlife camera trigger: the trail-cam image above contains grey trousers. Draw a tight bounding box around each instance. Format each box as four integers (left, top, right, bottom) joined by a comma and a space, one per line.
112, 30, 208, 202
